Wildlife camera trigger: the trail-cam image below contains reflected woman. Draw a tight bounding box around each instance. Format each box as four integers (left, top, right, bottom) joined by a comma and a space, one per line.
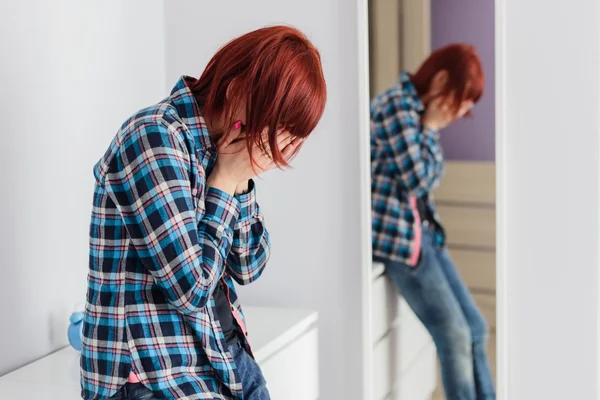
81, 26, 326, 400
370, 44, 495, 400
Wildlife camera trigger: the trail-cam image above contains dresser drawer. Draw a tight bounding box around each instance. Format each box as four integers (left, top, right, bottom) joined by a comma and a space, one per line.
372, 329, 395, 400
395, 343, 437, 399
372, 315, 433, 400
396, 299, 430, 370
260, 327, 319, 400
372, 271, 430, 342
372, 270, 398, 341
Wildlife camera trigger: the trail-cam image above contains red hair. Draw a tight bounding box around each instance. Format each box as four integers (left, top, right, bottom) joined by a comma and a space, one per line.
410, 43, 484, 116
190, 25, 327, 167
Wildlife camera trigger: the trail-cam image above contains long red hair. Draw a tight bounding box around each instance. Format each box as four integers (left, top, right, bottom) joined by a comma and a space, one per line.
410, 43, 484, 116
190, 25, 327, 167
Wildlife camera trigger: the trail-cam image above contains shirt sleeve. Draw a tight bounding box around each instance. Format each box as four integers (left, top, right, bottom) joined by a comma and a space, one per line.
103, 120, 239, 315
371, 100, 445, 198
226, 179, 271, 285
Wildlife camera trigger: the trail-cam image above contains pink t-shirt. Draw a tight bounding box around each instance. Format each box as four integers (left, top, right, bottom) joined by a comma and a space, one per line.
408, 196, 422, 267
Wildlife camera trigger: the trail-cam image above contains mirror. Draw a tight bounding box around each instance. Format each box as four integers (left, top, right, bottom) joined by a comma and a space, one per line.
368, 0, 496, 399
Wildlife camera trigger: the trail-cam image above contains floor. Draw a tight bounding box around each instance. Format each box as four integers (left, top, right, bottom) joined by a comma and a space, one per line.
431, 332, 496, 400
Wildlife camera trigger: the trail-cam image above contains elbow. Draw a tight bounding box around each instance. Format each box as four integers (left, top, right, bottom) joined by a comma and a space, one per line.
169, 275, 216, 315
174, 294, 211, 315
401, 180, 431, 198
231, 243, 271, 286
401, 170, 438, 197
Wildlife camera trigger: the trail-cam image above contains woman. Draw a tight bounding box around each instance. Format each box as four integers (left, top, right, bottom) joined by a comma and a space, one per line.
81, 26, 326, 400
370, 44, 495, 400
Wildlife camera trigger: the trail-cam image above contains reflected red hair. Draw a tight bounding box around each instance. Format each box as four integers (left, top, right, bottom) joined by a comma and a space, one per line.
410, 43, 484, 116
190, 25, 327, 167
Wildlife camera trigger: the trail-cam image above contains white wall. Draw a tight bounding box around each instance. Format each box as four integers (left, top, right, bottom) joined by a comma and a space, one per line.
498, 0, 599, 398
164, 2, 369, 399
0, 0, 166, 375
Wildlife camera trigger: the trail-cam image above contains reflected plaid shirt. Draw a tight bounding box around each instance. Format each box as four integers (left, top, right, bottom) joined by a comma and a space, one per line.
81, 77, 270, 400
371, 72, 446, 265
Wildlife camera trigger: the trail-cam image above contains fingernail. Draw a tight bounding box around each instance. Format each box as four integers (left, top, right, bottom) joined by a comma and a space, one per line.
233, 120, 242, 130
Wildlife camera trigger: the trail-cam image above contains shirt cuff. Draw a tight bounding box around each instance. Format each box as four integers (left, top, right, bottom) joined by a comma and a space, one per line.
205, 187, 241, 236
234, 179, 258, 223
422, 126, 441, 145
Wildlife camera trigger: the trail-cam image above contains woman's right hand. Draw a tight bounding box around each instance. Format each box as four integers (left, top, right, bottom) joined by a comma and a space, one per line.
207, 124, 299, 195
422, 97, 454, 132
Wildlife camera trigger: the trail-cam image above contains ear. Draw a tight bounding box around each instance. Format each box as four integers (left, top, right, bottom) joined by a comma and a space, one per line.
225, 77, 241, 101
225, 80, 234, 101
432, 69, 449, 88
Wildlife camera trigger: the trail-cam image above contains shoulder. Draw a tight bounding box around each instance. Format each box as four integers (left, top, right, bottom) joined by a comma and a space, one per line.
97, 100, 195, 178
117, 100, 193, 154
371, 84, 418, 120
371, 84, 420, 133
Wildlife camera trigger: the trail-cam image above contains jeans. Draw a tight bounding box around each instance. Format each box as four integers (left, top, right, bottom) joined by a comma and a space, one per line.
381, 232, 496, 400
109, 342, 270, 400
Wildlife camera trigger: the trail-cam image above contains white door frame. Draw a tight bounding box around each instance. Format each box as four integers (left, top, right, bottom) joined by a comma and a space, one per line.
360, 0, 600, 398
356, 1, 373, 399
494, 0, 508, 398
358, 1, 508, 399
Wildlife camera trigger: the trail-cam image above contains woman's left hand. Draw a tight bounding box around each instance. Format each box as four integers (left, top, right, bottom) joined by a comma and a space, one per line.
218, 128, 301, 183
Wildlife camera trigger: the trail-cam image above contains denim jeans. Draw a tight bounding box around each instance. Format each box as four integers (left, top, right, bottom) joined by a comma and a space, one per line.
109, 342, 270, 399
381, 232, 496, 400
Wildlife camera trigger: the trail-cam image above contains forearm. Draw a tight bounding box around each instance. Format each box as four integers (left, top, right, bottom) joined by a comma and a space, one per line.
395, 125, 444, 196
227, 225, 271, 285
107, 123, 242, 314
226, 180, 271, 284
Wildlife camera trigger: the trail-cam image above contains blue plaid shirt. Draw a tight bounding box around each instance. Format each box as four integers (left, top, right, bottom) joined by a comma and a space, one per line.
81, 77, 270, 399
371, 72, 446, 265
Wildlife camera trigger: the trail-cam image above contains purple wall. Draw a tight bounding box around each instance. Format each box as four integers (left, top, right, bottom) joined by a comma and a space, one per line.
431, 0, 495, 161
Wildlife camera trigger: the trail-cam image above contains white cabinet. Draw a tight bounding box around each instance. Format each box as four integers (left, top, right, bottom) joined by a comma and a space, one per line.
371, 263, 437, 400
0, 307, 319, 400
244, 307, 319, 400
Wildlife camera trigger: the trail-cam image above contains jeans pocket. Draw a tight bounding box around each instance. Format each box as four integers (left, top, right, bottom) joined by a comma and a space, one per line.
407, 244, 429, 276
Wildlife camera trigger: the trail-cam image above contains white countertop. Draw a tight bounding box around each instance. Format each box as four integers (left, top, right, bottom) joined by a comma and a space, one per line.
0, 306, 318, 399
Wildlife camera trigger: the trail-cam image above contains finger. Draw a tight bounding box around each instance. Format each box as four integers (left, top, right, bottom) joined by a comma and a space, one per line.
252, 155, 272, 176
276, 129, 292, 144
282, 142, 296, 161
276, 132, 294, 151
250, 142, 271, 164
283, 138, 304, 162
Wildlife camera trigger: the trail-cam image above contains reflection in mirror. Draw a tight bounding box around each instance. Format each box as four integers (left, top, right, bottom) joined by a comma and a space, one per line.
368, 0, 496, 399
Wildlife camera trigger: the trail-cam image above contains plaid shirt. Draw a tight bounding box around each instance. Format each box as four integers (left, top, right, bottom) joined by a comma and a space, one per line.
371, 72, 446, 265
81, 77, 270, 400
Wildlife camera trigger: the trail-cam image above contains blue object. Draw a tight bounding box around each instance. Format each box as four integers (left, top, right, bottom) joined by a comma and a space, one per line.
68, 311, 85, 351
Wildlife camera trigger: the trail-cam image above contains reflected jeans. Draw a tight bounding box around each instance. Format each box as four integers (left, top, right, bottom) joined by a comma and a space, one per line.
381, 232, 496, 400
108, 342, 270, 400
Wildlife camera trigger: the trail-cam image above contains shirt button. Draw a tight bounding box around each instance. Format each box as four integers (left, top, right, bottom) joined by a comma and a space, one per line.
231, 306, 235, 312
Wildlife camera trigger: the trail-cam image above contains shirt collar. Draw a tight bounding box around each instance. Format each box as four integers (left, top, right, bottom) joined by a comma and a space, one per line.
399, 71, 425, 113
169, 76, 216, 153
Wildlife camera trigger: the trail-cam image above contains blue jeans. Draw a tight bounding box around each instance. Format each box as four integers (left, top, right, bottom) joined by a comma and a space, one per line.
109, 342, 270, 399
382, 232, 496, 400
